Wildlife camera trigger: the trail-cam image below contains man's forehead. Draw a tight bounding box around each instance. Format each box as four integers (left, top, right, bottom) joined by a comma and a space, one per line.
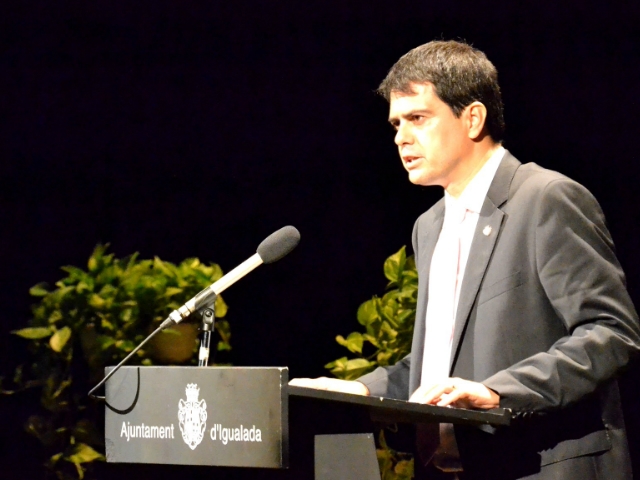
389, 82, 435, 101
388, 83, 437, 120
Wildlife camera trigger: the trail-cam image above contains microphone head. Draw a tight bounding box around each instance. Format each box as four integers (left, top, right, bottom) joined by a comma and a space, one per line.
257, 226, 301, 264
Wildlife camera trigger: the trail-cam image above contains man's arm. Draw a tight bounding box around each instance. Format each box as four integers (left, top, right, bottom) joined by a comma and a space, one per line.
289, 353, 412, 399
480, 178, 640, 411
357, 354, 412, 399
288, 377, 369, 395
409, 178, 640, 411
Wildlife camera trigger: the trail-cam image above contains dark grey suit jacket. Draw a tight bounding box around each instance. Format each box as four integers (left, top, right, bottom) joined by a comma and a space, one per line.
359, 152, 640, 479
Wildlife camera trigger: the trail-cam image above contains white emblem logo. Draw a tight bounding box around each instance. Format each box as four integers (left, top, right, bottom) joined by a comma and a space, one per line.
178, 383, 207, 450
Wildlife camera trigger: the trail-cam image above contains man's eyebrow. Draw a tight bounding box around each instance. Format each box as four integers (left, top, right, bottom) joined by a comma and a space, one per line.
388, 109, 431, 124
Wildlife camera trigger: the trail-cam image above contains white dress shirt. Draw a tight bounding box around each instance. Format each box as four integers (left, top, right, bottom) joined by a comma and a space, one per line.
421, 146, 505, 385
420, 146, 505, 471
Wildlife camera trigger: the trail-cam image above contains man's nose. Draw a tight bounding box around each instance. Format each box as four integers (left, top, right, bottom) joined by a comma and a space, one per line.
394, 123, 412, 146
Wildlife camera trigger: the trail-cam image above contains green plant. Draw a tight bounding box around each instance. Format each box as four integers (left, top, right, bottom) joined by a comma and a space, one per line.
1, 245, 230, 480
325, 246, 417, 379
325, 246, 418, 480
377, 430, 414, 480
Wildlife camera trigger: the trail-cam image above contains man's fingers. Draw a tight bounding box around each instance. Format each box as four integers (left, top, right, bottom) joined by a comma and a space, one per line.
436, 388, 467, 407
289, 377, 337, 390
288, 377, 369, 395
409, 378, 499, 409
409, 382, 455, 404
409, 385, 438, 403
288, 377, 323, 388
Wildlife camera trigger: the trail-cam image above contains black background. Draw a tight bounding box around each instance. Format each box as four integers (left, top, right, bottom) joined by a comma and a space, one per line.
2, 0, 640, 478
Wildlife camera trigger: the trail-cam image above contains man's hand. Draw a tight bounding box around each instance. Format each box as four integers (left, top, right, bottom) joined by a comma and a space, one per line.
289, 377, 369, 396
409, 377, 499, 409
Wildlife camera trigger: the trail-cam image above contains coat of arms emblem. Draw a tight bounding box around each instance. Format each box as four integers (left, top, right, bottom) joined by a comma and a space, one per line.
178, 383, 208, 450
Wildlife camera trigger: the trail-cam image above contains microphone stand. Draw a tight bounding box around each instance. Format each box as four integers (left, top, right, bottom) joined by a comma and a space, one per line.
197, 304, 216, 367
87, 225, 300, 399
88, 299, 217, 399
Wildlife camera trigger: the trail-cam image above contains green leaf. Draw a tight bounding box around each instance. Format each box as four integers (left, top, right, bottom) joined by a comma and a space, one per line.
380, 301, 398, 323
29, 283, 49, 297
50, 327, 72, 352
101, 318, 115, 331
96, 335, 116, 351
51, 377, 73, 399
61, 265, 88, 278
154, 256, 177, 278
118, 309, 132, 323
115, 339, 135, 352
88, 294, 106, 309
383, 246, 406, 283
208, 263, 224, 281
65, 442, 104, 464
380, 321, 398, 339
396, 309, 414, 324
329, 358, 375, 380
214, 319, 231, 351
344, 358, 373, 371
87, 254, 99, 272
13, 327, 53, 339
214, 295, 228, 318
336, 332, 363, 354
49, 286, 76, 307
357, 299, 380, 325
48, 310, 63, 325
362, 333, 380, 348
99, 283, 117, 298
394, 458, 414, 477
163, 287, 183, 298
324, 356, 348, 370
377, 350, 394, 365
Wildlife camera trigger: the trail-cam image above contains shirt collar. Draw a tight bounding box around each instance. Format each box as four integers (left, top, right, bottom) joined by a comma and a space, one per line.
444, 146, 506, 220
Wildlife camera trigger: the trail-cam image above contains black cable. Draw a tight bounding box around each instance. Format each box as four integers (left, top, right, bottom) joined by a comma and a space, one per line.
88, 317, 173, 400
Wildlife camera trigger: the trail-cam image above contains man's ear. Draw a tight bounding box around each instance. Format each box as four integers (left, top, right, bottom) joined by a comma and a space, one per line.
466, 101, 488, 140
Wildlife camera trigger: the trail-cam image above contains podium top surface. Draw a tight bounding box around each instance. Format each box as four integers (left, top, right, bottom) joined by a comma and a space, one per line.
288, 385, 511, 427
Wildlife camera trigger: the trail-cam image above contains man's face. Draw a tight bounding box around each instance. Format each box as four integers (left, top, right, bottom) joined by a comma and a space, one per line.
389, 82, 471, 189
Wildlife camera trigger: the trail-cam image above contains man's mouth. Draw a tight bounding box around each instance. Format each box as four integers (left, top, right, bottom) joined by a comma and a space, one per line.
402, 156, 422, 168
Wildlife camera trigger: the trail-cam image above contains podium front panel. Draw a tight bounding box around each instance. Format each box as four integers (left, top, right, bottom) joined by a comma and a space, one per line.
104, 366, 288, 468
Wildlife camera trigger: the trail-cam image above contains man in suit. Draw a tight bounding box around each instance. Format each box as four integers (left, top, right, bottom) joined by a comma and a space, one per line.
290, 40, 640, 479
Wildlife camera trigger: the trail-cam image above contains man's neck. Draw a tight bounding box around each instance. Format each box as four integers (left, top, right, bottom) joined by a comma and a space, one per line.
445, 141, 501, 198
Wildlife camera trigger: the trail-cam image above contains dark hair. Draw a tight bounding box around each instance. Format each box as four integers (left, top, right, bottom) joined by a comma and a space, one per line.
378, 40, 505, 142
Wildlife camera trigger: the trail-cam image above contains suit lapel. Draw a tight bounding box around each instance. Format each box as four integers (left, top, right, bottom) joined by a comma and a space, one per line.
409, 200, 444, 393
418, 201, 445, 295
449, 153, 521, 373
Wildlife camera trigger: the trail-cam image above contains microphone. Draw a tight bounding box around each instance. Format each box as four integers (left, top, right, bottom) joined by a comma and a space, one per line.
161, 225, 300, 329
88, 225, 300, 399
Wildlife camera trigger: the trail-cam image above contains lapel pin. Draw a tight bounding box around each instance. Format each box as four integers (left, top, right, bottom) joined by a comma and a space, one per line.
482, 225, 492, 236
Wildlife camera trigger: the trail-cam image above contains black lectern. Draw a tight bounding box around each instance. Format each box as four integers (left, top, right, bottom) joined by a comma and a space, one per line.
104, 366, 288, 468
104, 366, 510, 479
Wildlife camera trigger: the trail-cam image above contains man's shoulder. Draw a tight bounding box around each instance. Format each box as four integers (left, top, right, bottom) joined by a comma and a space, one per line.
510, 160, 596, 205
412, 154, 599, 231
513, 160, 572, 186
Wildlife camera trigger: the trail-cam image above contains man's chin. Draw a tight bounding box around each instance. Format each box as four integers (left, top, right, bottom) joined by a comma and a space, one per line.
407, 171, 432, 186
